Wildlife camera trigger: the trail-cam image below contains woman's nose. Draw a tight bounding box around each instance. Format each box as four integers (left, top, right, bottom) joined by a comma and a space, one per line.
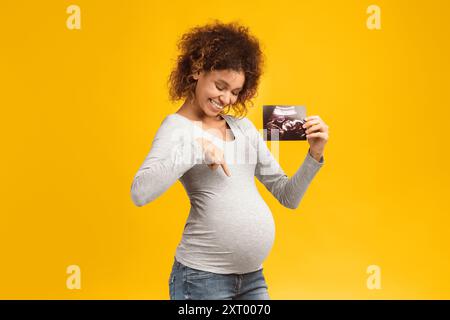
219, 93, 231, 106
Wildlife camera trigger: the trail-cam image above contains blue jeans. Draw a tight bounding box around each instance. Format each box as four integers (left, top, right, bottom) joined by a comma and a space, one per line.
168, 257, 271, 300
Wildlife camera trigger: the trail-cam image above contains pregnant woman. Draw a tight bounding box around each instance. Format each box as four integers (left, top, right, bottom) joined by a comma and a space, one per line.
130, 21, 329, 300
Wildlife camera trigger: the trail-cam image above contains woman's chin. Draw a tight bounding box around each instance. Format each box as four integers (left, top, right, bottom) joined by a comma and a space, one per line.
204, 103, 220, 115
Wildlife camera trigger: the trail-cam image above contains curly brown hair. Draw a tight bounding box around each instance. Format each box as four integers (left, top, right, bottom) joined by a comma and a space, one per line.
167, 20, 264, 119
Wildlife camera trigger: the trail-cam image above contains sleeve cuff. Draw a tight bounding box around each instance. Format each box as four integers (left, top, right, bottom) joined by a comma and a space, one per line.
306, 149, 324, 165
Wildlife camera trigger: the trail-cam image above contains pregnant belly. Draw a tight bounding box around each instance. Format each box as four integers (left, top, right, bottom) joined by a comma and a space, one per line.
199, 193, 276, 272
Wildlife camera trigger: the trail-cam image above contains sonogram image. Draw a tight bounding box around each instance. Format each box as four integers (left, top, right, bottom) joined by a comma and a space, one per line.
263, 105, 307, 141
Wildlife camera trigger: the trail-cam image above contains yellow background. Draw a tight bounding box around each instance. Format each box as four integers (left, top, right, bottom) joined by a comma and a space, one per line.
1, 0, 449, 299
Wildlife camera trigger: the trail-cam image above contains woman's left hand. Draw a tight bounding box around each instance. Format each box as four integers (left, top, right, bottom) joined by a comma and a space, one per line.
303, 115, 329, 161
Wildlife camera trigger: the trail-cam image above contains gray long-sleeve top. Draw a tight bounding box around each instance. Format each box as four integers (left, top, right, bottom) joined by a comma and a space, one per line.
131, 113, 324, 274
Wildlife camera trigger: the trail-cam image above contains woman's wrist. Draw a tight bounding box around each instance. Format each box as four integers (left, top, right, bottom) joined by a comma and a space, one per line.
308, 148, 323, 162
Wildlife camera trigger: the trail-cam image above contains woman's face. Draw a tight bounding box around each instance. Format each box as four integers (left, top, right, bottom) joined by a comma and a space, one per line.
192, 69, 245, 117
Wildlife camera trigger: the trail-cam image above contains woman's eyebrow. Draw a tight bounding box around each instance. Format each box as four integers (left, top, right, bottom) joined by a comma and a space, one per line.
216, 79, 242, 90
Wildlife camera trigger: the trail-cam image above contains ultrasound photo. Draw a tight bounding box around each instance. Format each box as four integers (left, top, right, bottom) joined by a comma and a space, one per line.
263, 105, 307, 141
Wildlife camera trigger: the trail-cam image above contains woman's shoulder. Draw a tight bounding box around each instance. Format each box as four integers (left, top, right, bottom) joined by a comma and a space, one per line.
150, 113, 194, 140
157, 113, 195, 130
163, 113, 189, 123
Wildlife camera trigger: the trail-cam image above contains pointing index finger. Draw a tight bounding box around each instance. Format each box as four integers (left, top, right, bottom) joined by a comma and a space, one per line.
221, 162, 231, 177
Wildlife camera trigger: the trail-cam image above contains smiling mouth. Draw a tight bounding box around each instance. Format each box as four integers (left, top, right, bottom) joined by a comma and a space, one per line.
209, 98, 224, 110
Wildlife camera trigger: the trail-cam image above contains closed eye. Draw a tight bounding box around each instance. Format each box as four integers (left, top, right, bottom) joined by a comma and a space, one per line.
216, 84, 240, 96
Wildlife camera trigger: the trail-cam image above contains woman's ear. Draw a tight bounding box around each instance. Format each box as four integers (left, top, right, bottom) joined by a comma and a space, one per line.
192, 70, 201, 80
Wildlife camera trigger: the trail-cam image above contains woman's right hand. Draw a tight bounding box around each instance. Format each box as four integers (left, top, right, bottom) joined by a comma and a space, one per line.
195, 137, 231, 177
